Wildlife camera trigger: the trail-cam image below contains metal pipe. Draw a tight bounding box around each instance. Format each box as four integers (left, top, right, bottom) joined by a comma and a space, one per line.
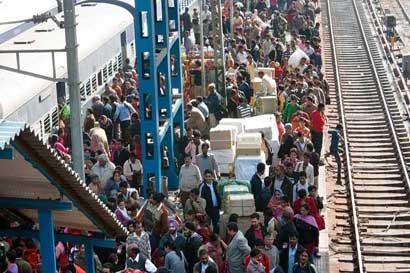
199, 0, 206, 93
63, 0, 85, 180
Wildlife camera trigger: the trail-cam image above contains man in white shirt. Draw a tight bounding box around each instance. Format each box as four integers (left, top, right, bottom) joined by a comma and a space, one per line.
294, 153, 315, 186
123, 152, 143, 190
126, 244, 157, 272
179, 154, 202, 206
236, 45, 249, 65
91, 153, 115, 188
292, 171, 309, 203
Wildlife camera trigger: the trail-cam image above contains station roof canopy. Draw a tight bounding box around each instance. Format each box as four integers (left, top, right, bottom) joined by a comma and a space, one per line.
0, 120, 128, 238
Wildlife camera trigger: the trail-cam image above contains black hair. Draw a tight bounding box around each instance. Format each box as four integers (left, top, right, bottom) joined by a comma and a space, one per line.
257, 162, 265, 173
228, 213, 239, 223
308, 185, 317, 192
204, 169, 212, 176
250, 213, 260, 220
298, 189, 307, 198
15, 247, 24, 258
119, 181, 128, 188
6, 249, 16, 263
264, 176, 273, 187
209, 233, 219, 242
288, 231, 299, 239
255, 239, 264, 247
227, 222, 239, 232
164, 241, 182, 260
250, 248, 261, 257
190, 188, 200, 195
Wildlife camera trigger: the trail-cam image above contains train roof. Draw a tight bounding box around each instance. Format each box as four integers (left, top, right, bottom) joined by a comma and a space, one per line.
0, 0, 58, 38
0, 1, 134, 119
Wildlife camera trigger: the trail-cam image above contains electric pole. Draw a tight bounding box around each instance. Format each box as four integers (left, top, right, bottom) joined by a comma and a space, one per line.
63, 0, 85, 180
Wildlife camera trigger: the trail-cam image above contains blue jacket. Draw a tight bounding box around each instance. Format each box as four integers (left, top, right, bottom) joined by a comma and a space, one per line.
328, 129, 340, 153
159, 232, 186, 256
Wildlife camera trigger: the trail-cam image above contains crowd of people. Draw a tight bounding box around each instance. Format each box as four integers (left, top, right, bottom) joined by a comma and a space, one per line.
0, 0, 346, 273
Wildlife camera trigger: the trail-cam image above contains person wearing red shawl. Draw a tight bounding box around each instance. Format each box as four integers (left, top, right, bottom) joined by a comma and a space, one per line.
293, 189, 325, 231
267, 189, 284, 213
291, 111, 311, 131
293, 204, 319, 257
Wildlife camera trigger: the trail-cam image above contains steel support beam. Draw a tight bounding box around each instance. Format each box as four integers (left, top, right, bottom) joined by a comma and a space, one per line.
0, 198, 73, 211
85, 241, 96, 273
0, 229, 115, 248
38, 210, 57, 273
63, 0, 85, 180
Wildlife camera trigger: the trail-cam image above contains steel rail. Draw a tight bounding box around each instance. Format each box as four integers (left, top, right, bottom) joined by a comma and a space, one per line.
327, 0, 410, 270
350, 0, 410, 193
325, 0, 365, 270
396, 0, 410, 24
366, 0, 410, 128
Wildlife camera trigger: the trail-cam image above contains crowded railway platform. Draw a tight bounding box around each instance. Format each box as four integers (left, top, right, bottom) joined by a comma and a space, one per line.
3, 0, 410, 272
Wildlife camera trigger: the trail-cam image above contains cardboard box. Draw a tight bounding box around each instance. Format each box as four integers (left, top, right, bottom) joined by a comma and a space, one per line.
260, 96, 278, 114
211, 140, 234, 150
210, 125, 237, 148
236, 147, 262, 156
219, 119, 245, 134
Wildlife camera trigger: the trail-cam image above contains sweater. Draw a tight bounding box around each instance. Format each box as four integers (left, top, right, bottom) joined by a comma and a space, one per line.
179, 164, 202, 192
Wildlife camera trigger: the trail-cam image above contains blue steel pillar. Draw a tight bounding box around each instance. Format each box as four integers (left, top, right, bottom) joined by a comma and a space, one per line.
157, 0, 178, 189
38, 210, 57, 273
85, 241, 96, 273
134, 0, 162, 194
169, 0, 185, 137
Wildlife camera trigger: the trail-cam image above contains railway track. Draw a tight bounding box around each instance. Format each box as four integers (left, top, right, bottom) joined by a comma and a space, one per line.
377, 0, 410, 77
323, 0, 410, 271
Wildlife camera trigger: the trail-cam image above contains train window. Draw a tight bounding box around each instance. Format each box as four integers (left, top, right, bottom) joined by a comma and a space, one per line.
103, 66, 108, 82
39, 120, 44, 139
80, 84, 85, 97
108, 61, 113, 77
44, 114, 51, 134
97, 71, 102, 86
168, 0, 175, 8
56, 82, 66, 101
92, 75, 97, 91
117, 53, 123, 68
140, 11, 149, 38
142, 52, 151, 79
155, 0, 163, 22
113, 58, 118, 72
51, 107, 59, 128
86, 80, 92, 96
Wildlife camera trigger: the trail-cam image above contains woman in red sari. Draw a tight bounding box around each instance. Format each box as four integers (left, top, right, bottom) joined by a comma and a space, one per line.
206, 233, 228, 273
